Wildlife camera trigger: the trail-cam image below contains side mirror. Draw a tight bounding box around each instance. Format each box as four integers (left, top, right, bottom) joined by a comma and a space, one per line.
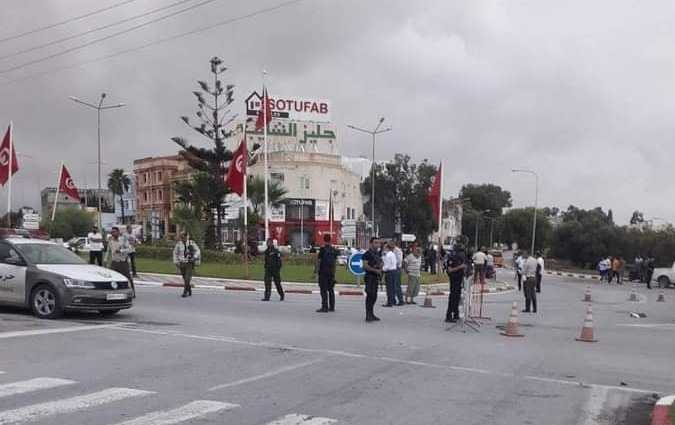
4, 257, 24, 266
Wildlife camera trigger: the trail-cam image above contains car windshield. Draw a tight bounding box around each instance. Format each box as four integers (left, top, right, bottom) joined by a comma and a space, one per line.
17, 243, 87, 265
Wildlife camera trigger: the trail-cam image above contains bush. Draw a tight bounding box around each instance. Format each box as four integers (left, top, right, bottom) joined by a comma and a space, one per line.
41, 208, 94, 240
135, 244, 315, 266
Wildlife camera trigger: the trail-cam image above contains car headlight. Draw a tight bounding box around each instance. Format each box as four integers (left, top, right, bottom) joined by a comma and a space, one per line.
63, 278, 95, 289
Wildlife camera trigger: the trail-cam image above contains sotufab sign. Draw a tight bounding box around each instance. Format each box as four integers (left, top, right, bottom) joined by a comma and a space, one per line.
245, 92, 331, 122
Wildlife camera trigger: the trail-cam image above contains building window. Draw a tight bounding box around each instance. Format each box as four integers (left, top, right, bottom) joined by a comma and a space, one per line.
143, 192, 148, 202
143, 173, 148, 184
157, 171, 162, 182
300, 176, 310, 191
158, 190, 163, 201
271, 172, 285, 184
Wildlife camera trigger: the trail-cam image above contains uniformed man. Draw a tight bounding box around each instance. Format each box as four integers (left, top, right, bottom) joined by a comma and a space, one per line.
445, 243, 467, 323
363, 237, 383, 322
262, 238, 284, 301
172, 232, 201, 298
104, 226, 135, 298
315, 234, 338, 313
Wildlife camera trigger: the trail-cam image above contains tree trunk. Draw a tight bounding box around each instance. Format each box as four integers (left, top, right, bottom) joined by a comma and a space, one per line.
119, 195, 125, 224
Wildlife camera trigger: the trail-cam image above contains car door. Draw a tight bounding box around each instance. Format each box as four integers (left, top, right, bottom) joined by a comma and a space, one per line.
0, 242, 28, 305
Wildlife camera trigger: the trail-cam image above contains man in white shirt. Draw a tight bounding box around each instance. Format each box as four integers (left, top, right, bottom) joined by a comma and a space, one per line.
472, 247, 487, 285
515, 253, 524, 291
392, 241, 405, 306
87, 225, 104, 266
535, 252, 545, 293
521, 251, 539, 313
382, 244, 398, 307
124, 225, 139, 278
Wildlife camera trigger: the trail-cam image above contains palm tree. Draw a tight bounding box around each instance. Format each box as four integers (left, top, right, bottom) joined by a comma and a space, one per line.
107, 169, 131, 224
247, 176, 288, 217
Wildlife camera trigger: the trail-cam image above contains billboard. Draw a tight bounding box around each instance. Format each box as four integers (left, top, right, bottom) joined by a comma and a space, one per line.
246, 92, 331, 122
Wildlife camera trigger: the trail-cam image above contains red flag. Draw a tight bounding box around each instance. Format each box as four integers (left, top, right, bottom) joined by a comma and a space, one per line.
58, 164, 80, 200
0, 124, 18, 186
427, 163, 442, 221
225, 140, 247, 196
255, 88, 272, 131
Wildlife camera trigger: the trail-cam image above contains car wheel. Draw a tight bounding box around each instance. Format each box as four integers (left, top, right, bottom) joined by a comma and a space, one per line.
658, 276, 670, 289
99, 309, 120, 316
30, 285, 63, 319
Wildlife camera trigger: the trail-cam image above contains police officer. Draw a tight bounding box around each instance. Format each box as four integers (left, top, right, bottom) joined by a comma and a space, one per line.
363, 237, 383, 322
262, 238, 284, 301
445, 243, 467, 323
315, 234, 337, 313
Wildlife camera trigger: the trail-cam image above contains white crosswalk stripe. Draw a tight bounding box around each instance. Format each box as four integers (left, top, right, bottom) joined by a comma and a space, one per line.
265, 414, 337, 425
0, 377, 76, 399
0, 387, 154, 425
110, 400, 239, 425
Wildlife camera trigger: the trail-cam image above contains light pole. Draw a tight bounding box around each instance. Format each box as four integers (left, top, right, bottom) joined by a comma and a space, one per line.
69, 93, 125, 229
347, 118, 391, 237
474, 209, 491, 249
512, 168, 539, 254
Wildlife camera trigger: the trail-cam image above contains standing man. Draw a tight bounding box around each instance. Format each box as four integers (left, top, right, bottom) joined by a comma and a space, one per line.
104, 226, 135, 298
87, 225, 104, 266
645, 254, 655, 289
124, 225, 139, 278
535, 251, 545, 293
428, 246, 437, 275
404, 247, 422, 304
262, 238, 284, 301
381, 244, 398, 307
363, 237, 383, 322
515, 252, 524, 291
521, 251, 538, 313
173, 232, 201, 298
392, 241, 405, 306
472, 246, 487, 285
486, 250, 495, 280
445, 243, 467, 323
315, 234, 338, 313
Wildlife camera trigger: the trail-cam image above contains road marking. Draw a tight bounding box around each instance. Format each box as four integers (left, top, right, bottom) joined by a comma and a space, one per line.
0, 377, 76, 398
265, 414, 337, 425
209, 360, 323, 391
617, 323, 675, 330
580, 385, 609, 425
0, 324, 124, 340
111, 400, 238, 425
0, 387, 154, 425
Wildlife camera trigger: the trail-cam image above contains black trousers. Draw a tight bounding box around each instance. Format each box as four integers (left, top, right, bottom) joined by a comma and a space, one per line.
179, 263, 193, 295
128, 252, 137, 276
89, 251, 103, 266
365, 275, 378, 318
517, 272, 523, 290
524, 277, 537, 312
318, 273, 335, 310
446, 275, 463, 320
264, 269, 284, 299
536, 273, 542, 293
111, 260, 135, 297
646, 271, 654, 289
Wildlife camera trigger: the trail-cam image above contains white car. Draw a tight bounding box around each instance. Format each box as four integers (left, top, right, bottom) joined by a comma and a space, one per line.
64, 237, 91, 253
652, 262, 675, 288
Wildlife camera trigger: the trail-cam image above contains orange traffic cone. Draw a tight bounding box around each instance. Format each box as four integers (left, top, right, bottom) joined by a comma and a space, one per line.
576, 304, 597, 343
657, 291, 665, 302
421, 288, 435, 308
500, 301, 524, 337
583, 286, 592, 302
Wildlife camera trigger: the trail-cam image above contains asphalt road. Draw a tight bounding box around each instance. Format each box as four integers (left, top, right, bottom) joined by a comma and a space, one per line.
0, 269, 673, 425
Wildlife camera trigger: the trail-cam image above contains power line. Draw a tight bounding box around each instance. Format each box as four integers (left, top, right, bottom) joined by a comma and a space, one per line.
0, 0, 305, 87
0, 0, 199, 62
0, 0, 222, 75
0, 0, 141, 44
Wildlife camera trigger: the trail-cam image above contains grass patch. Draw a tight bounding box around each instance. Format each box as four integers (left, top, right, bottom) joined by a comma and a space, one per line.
670, 402, 675, 425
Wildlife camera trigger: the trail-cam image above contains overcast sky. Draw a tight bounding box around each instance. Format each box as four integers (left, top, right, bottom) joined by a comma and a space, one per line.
0, 0, 673, 224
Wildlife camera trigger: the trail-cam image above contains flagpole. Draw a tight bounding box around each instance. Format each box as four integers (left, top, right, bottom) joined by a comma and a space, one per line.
243, 126, 249, 279
7, 122, 13, 228
329, 190, 333, 236
263, 71, 270, 241
52, 162, 64, 221
438, 162, 443, 239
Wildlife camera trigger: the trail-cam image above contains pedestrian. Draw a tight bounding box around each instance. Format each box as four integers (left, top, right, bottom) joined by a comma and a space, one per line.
635, 255, 644, 283
315, 234, 338, 313
104, 226, 135, 298
444, 243, 467, 323
608, 256, 619, 284
363, 237, 383, 322
645, 255, 655, 289
535, 251, 544, 293
124, 225, 139, 278
404, 247, 422, 304
173, 232, 201, 298
472, 246, 487, 286
521, 250, 538, 313
515, 252, 524, 291
87, 225, 104, 266
381, 243, 398, 307
428, 246, 437, 275
262, 238, 284, 301
486, 250, 495, 280
392, 241, 405, 306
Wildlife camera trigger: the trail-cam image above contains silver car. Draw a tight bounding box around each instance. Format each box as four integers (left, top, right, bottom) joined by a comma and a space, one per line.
0, 237, 133, 319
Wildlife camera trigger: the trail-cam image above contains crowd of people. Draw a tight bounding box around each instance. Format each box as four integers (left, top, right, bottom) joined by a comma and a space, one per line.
597, 255, 655, 288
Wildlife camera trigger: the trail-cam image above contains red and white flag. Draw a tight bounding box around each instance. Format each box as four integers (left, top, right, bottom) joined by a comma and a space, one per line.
427, 163, 442, 221
0, 124, 19, 186
225, 139, 247, 196
58, 164, 80, 201
255, 88, 272, 131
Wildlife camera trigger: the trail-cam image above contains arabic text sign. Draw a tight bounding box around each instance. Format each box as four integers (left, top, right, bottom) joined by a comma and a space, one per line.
246, 92, 331, 122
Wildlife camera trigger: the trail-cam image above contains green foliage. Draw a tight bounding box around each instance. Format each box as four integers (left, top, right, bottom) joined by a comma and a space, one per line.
247, 176, 288, 216
459, 184, 512, 216
107, 169, 131, 223
171, 205, 207, 247
135, 244, 314, 266
41, 208, 94, 240
500, 208, 552, 252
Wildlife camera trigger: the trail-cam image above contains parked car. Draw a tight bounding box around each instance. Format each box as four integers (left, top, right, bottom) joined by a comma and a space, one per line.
489, 249, 504, 268
64, 237, 91, 253
652, 262, 675, 288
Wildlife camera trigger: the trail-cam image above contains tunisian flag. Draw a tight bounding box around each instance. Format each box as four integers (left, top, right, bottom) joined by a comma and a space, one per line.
427, 163, 442, 221
0, 124, 19, 186
58, 164, 80, 200
225, 140, 247, 196
255, 88, 272, 131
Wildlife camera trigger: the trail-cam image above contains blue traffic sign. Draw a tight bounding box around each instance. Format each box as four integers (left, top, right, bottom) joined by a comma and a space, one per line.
347, 253, 365, 276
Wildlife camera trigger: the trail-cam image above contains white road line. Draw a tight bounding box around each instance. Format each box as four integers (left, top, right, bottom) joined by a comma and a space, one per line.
580, 385, 609, 425
0, 387, 154, 425
209, 360, 323, 391
617, 323, 675, 330
111, 400, 238, 425
0, 377, 76, 398
0, 324, 124, 340
522, 375, 657, 394
265, 414, 337, 425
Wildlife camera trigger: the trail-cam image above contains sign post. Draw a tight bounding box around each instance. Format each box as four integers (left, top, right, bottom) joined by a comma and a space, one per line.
347, 252, 365, 287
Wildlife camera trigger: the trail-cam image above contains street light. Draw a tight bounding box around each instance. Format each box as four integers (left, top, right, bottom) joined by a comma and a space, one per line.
347, 117, 391, 237
512, 168, 539, 255
69, 93, 126, 229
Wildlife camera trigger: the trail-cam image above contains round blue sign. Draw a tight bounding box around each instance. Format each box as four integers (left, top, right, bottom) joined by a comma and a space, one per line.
348, 253, 365, 276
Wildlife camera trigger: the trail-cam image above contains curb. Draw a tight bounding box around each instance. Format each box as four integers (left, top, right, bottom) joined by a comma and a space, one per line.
651, 395, 674, 425
546, 270, 601, 280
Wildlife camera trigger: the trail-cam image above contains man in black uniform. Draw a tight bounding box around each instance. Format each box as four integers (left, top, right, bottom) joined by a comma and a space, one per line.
445, 243, 467, 323
315, 234, 338, 312
363, 237, 383, 322
262, 238, 284, 301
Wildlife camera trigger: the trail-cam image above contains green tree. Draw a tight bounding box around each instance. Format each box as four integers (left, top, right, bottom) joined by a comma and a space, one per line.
171, 56, 235, 248
500, 208, 552, 252
459, 184, 512, 216
630, 210, 645, 225
247, 176, 287, 217
107, 169, 131, 224
171, 205, 207, 247
42, 208, 94, 240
